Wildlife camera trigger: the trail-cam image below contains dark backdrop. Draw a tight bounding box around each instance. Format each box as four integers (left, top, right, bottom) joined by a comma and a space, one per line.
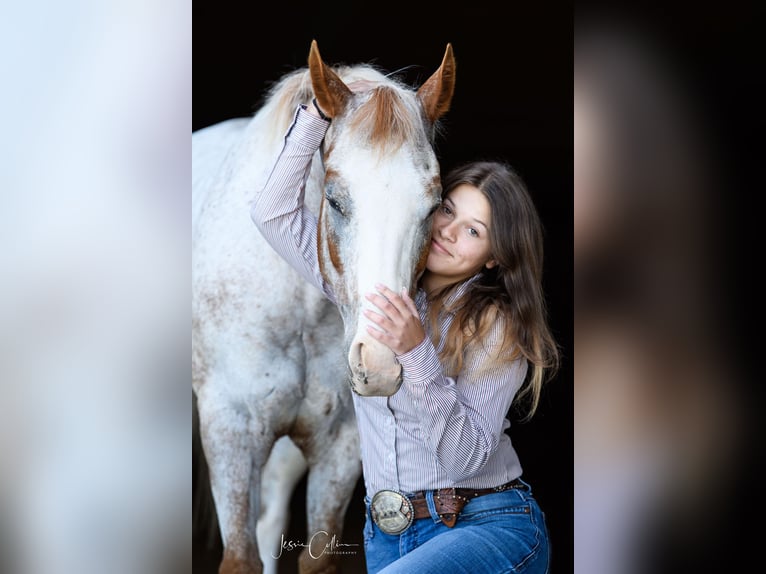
193, 2, 572, 572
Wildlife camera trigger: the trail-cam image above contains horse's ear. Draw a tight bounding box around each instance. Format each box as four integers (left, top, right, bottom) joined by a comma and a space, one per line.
417, 43, 456, 123
308, 40, 353, 119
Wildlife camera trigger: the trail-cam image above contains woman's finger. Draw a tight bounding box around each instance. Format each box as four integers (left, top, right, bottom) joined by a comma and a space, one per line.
364, 292, 398, 319
374, 284, 409, 318
366, 324, 392, 345
401, 288, 419, 317
363, 308, 391, 328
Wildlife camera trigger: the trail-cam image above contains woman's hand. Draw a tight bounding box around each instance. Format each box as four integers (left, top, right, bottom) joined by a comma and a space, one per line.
364, 284, 425, 355
306, 97, 330, 120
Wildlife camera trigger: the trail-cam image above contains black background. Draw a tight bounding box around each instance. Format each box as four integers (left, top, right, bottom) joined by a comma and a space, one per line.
193, 2, 572, 572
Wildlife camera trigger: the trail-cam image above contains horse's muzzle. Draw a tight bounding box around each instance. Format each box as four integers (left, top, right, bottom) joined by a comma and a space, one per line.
348, 338, 403, 396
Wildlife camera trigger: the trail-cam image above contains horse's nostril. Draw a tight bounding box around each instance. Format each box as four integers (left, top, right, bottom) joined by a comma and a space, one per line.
351, 341, 365, 371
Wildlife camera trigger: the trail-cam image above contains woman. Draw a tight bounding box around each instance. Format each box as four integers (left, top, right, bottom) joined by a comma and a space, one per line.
251, 95, 560, 574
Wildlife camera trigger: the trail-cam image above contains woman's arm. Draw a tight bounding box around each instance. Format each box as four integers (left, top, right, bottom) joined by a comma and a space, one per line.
399, 319, 527, 480
250, 104, 334, 300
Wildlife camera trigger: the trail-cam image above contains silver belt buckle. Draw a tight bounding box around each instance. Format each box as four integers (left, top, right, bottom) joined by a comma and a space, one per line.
370, 489, 414, 535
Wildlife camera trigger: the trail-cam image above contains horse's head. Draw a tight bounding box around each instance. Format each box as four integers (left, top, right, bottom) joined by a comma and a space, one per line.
308, 41, 456, 396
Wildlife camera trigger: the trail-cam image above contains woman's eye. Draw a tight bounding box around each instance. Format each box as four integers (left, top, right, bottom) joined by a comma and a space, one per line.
442, 205, 453, 215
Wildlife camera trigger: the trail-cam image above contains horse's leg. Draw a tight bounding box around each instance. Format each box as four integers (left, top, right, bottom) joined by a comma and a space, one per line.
193, 391, 221, 553
197, 393, 271, 574
297, 419, 362, 574
257, 435, 308, 574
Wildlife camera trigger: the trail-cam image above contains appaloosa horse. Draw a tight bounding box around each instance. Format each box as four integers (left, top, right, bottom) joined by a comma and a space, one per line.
193, 41, 456, 574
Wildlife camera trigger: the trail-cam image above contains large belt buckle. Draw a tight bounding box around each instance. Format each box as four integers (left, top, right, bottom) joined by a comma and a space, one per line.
370, 489, 414, 535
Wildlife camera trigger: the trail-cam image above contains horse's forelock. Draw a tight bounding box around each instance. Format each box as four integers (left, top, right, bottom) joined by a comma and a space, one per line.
348, 87, 425, 154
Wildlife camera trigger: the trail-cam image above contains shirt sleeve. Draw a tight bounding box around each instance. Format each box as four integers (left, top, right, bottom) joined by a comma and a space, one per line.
396, 316, 528, 480
250, 105, 335, 301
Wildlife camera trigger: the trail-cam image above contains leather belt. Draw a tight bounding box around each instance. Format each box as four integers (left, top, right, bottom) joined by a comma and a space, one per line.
370, 478, 526, 533
409, 478, 528, 527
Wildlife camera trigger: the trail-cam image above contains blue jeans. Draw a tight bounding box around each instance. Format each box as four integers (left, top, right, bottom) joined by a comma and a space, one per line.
363, 480, 549, 574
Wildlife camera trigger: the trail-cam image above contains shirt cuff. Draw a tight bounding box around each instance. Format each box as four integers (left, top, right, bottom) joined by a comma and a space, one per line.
285, 105, 330, 149
396, 336, 443, 385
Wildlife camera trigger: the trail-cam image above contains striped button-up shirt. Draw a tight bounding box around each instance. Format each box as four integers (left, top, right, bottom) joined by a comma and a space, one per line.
252, 106, 526, 498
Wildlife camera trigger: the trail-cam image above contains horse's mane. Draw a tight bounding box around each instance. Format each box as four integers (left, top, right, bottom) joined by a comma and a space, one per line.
257, 64, 430, 154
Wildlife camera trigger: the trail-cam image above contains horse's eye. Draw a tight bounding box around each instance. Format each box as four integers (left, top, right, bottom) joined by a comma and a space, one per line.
326, 195, 344, 216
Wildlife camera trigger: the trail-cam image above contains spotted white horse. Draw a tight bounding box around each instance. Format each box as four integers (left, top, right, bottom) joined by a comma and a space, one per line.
192, 41, 456, 574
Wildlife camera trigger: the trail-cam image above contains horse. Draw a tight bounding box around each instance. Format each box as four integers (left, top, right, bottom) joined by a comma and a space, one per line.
192, 40, 456, 574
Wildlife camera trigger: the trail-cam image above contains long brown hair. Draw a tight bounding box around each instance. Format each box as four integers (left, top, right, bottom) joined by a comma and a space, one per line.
426, 161, 560, 420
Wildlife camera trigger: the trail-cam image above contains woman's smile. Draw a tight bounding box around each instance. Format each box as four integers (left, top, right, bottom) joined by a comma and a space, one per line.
431, 238, 451, 256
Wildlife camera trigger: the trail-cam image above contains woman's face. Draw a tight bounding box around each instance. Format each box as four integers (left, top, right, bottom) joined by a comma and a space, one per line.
425, 184, 497, 288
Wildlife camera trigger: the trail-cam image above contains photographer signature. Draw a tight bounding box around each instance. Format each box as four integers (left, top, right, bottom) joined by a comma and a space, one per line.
272, 531, 359, 559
